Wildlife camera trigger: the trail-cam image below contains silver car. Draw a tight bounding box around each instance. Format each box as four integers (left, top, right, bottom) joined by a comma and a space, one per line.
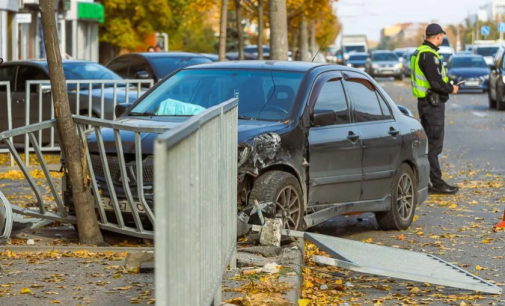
366, 51, 404, 81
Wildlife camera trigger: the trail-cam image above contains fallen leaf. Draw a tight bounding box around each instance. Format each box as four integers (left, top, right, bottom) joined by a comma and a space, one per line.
50, 301, 60, 304
298, 299, 311, 306
476, 265, 488, 271
20, 287, 31, 294
397, 234, 406, 241
482, 238, 495, 244
409, 287, 420, 295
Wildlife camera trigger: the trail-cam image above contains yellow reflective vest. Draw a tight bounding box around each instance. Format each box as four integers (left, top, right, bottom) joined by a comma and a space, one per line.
410, 45, 449, 98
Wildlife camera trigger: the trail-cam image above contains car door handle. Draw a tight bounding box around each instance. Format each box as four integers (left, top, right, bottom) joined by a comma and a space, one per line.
346, 132, 360, 142
16, 99, 25, 103
388, 127, 400, 137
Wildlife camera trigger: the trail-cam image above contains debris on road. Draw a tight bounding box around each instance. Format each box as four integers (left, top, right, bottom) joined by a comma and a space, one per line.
259, 218, 282, 247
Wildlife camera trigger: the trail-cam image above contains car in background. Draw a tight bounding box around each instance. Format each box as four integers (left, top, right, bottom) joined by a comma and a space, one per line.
488, 46, 505, 110
106, 52, 213, 85
458, 51, 473, 55
346, 52, 369, 71
402, 48, 417, 77
441, 37, 452, 48
366, 51, 404, 80
0, 60, 139, 141
438, 46, 455, 67
325, 45, 338, 63
199, 53, 232, 62
474, 45, 501, 66
393, 48, 407, 63
244, 45, 270, 59
78, 61, 429, 232
447, 54, 489, 92
466, 44, 475, 52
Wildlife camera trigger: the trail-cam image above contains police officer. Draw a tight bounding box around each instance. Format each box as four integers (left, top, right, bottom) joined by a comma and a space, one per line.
411, 24, 459, 194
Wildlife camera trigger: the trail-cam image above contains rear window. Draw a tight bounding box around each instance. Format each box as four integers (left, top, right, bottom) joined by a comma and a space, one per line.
150, 57, 212, 79
475, 47, 499, 57
348, 55, 369, 60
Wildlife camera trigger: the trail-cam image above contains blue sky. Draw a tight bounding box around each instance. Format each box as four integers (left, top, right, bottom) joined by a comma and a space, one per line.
334, 0, 490, 41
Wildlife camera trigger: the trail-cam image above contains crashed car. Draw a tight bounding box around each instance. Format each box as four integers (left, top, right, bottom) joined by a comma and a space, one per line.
64, 61, 429, 232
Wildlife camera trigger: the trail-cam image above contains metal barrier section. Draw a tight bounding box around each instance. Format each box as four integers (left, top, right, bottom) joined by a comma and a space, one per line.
306, 233, 502, 295
154, 99, 238, 306
9, 79, 153, 166
0, 116, 169, 239
0, 81, 13, 165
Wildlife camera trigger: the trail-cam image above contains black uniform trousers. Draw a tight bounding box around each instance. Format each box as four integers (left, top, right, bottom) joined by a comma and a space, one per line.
417, 98, 445, 187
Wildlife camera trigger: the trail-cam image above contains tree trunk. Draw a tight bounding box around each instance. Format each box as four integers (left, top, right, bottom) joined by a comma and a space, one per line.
269, 0, 288, 60
219, 0, 230, 61
309, 19, 317, 57
257, 0, 264, 60
39, 1, 104, 245
299, 16, 309, 61
235, 0, 244, 60
290, 27, 298, 60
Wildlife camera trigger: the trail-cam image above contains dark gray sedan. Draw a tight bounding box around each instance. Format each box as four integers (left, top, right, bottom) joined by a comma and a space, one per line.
70, 61, 429, 232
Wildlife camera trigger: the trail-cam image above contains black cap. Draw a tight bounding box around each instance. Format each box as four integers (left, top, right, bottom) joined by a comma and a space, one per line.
426, 24, 446, 36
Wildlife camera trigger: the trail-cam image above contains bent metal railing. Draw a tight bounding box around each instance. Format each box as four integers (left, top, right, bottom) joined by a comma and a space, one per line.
155, 99, 238, 306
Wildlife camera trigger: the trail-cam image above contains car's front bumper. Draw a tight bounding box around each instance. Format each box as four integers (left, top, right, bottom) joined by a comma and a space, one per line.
371, 68, 403, 77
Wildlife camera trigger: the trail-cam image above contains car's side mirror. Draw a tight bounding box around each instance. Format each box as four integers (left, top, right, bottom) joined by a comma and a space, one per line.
311, 109, 336, 127
135, 71, 150, 79
115, 103, 132, 118
397, 105, 413, 117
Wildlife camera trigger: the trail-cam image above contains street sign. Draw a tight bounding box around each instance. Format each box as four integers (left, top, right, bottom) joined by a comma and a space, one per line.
499, 23, 505, 33
481, 26, 490, 36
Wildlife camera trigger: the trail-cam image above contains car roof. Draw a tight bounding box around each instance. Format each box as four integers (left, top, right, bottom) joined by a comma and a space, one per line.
372, 50, 394, 53
1, 59, 94, 66
127, 52, 206, 58
183, 60, 326, 72
452, 54, 484, 58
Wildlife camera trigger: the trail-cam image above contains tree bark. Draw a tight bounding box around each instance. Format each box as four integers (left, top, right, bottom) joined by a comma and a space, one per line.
299, 16, 309, 61
235, 0, 244, 60
269, 0, 288, 60
257, 0, 264, 60
219, 0, 230, 61
309, 19, 317, 57
39, 1, 104, 245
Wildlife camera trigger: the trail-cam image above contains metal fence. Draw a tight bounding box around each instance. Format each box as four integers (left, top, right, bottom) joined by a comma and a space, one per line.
0, 81, 12, 156
154, 99, 238, 306
1, 79, 153, 166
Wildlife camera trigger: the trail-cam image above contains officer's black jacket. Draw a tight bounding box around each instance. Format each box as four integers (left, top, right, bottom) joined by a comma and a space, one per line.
418, 40, 454, 101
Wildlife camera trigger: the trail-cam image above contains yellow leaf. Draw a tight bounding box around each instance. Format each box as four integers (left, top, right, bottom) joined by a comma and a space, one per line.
482, 238, 495, 244
413, 215, 419, 222
460, 302, 467, 306
416, 231, 424, 235
298, 299, 311, 306
20, 287, 31, 294
409, 287, 420, 295
335, 279, 343, 285
397, 234, 406, 241
304, 280, 314, 289
362, 238, 373, 243
50, 301, 61, 304
449, 203, 458, 209
476, 265, 488, 271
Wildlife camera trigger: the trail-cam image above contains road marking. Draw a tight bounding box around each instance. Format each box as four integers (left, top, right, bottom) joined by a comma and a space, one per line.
472, 111, 486, 118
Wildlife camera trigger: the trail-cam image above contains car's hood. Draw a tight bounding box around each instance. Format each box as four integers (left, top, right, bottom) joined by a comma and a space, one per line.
87, 117, 288, 155
448, 67, 489, 78
78, 86, 147, 103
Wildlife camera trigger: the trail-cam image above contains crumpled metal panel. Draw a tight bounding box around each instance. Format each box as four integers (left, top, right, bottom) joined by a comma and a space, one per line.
305, 233, 502, 295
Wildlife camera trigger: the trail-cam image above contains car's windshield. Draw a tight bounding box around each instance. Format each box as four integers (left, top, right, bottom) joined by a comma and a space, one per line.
129, 69, 304, 121
372, 53, 398, 61
43, 63, 123, 90
476, 47, 499, 57
394, 51, 405, 58
344, 46, 366, 53
348, 55, 369, 61
449, 57, 488, 68
149, 56, 213, 79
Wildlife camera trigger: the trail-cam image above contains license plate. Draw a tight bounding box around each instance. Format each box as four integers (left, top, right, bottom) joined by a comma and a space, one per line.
99, 197, 147, 214
381, 70, 393, 74
465, 81, 479, 87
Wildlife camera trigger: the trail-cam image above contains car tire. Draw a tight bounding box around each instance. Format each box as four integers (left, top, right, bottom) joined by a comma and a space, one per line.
249, 171, 304, 230
375, 163, 417, 231
497, 85, 505, 111
489, 86, 497, 109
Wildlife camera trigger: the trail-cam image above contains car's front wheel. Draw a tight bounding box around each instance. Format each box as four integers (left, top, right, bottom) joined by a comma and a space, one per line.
375, 163, 417, 230
249, 171, 304, 230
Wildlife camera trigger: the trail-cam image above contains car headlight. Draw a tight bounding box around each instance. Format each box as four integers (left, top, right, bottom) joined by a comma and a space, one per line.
395, 63, 403, 69
347, 63, 352, 67
238, 145, 250, 167
371, 63, 379, 69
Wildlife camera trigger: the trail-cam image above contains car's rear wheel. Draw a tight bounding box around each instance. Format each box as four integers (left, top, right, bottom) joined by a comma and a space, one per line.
488, 86, 497, 109
497, 85, 505, 110
249, 171, 304, 230
375, 163, 417, 230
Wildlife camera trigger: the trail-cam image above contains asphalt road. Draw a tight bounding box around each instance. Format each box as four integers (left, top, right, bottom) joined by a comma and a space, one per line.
311, 78, 505, 305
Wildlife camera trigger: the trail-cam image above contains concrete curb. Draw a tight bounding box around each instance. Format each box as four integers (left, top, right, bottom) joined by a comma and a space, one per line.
279, 238, 304, 306
0, 245, 154, 253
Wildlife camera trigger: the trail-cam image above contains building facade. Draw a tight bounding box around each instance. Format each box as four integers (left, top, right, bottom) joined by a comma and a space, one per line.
0, 0, 103, 62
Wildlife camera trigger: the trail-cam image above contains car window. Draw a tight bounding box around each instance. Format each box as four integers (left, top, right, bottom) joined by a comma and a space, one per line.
345, 78, 385, 122
372, 53, 398, 61
16, 66, 48, 92
149, 56, 213, 79
314, 78, 350, 125
128, 56, 153, 79
377, 92, 393, 120
107, 56, 130, 78
0, 66, 16, 92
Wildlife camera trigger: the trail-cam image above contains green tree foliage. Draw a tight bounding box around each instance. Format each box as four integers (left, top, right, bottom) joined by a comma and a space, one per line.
97, 0, 172, 50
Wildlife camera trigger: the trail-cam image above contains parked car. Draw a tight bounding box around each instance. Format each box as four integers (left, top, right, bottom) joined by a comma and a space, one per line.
447, 54, 489, 92
366, 51, 404, 80
244, 45, 271, 59
474, 45, 500, 66
402, 48, 417, 77
106, 52, 213, 84
438, 46, 455, 67
488, 46, 505, 110
70, 61, 429, 232
0, 60, 141, 137
199, 53, 231, 62
393, 49, 407, 63
346, 52, 369, 71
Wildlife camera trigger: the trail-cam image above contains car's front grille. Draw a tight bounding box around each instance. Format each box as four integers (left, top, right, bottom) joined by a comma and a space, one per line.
90, 154, 154, 183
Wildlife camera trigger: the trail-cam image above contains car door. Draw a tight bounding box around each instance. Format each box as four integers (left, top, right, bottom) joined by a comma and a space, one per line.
128, 55, 155, 84
308, 72, 362, 205
0, 65, 17, 133
343, 71, 402, 201
489, 48, 503, 100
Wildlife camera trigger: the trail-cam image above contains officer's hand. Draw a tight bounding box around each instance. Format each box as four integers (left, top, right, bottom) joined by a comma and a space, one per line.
452, 85, 459, 94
